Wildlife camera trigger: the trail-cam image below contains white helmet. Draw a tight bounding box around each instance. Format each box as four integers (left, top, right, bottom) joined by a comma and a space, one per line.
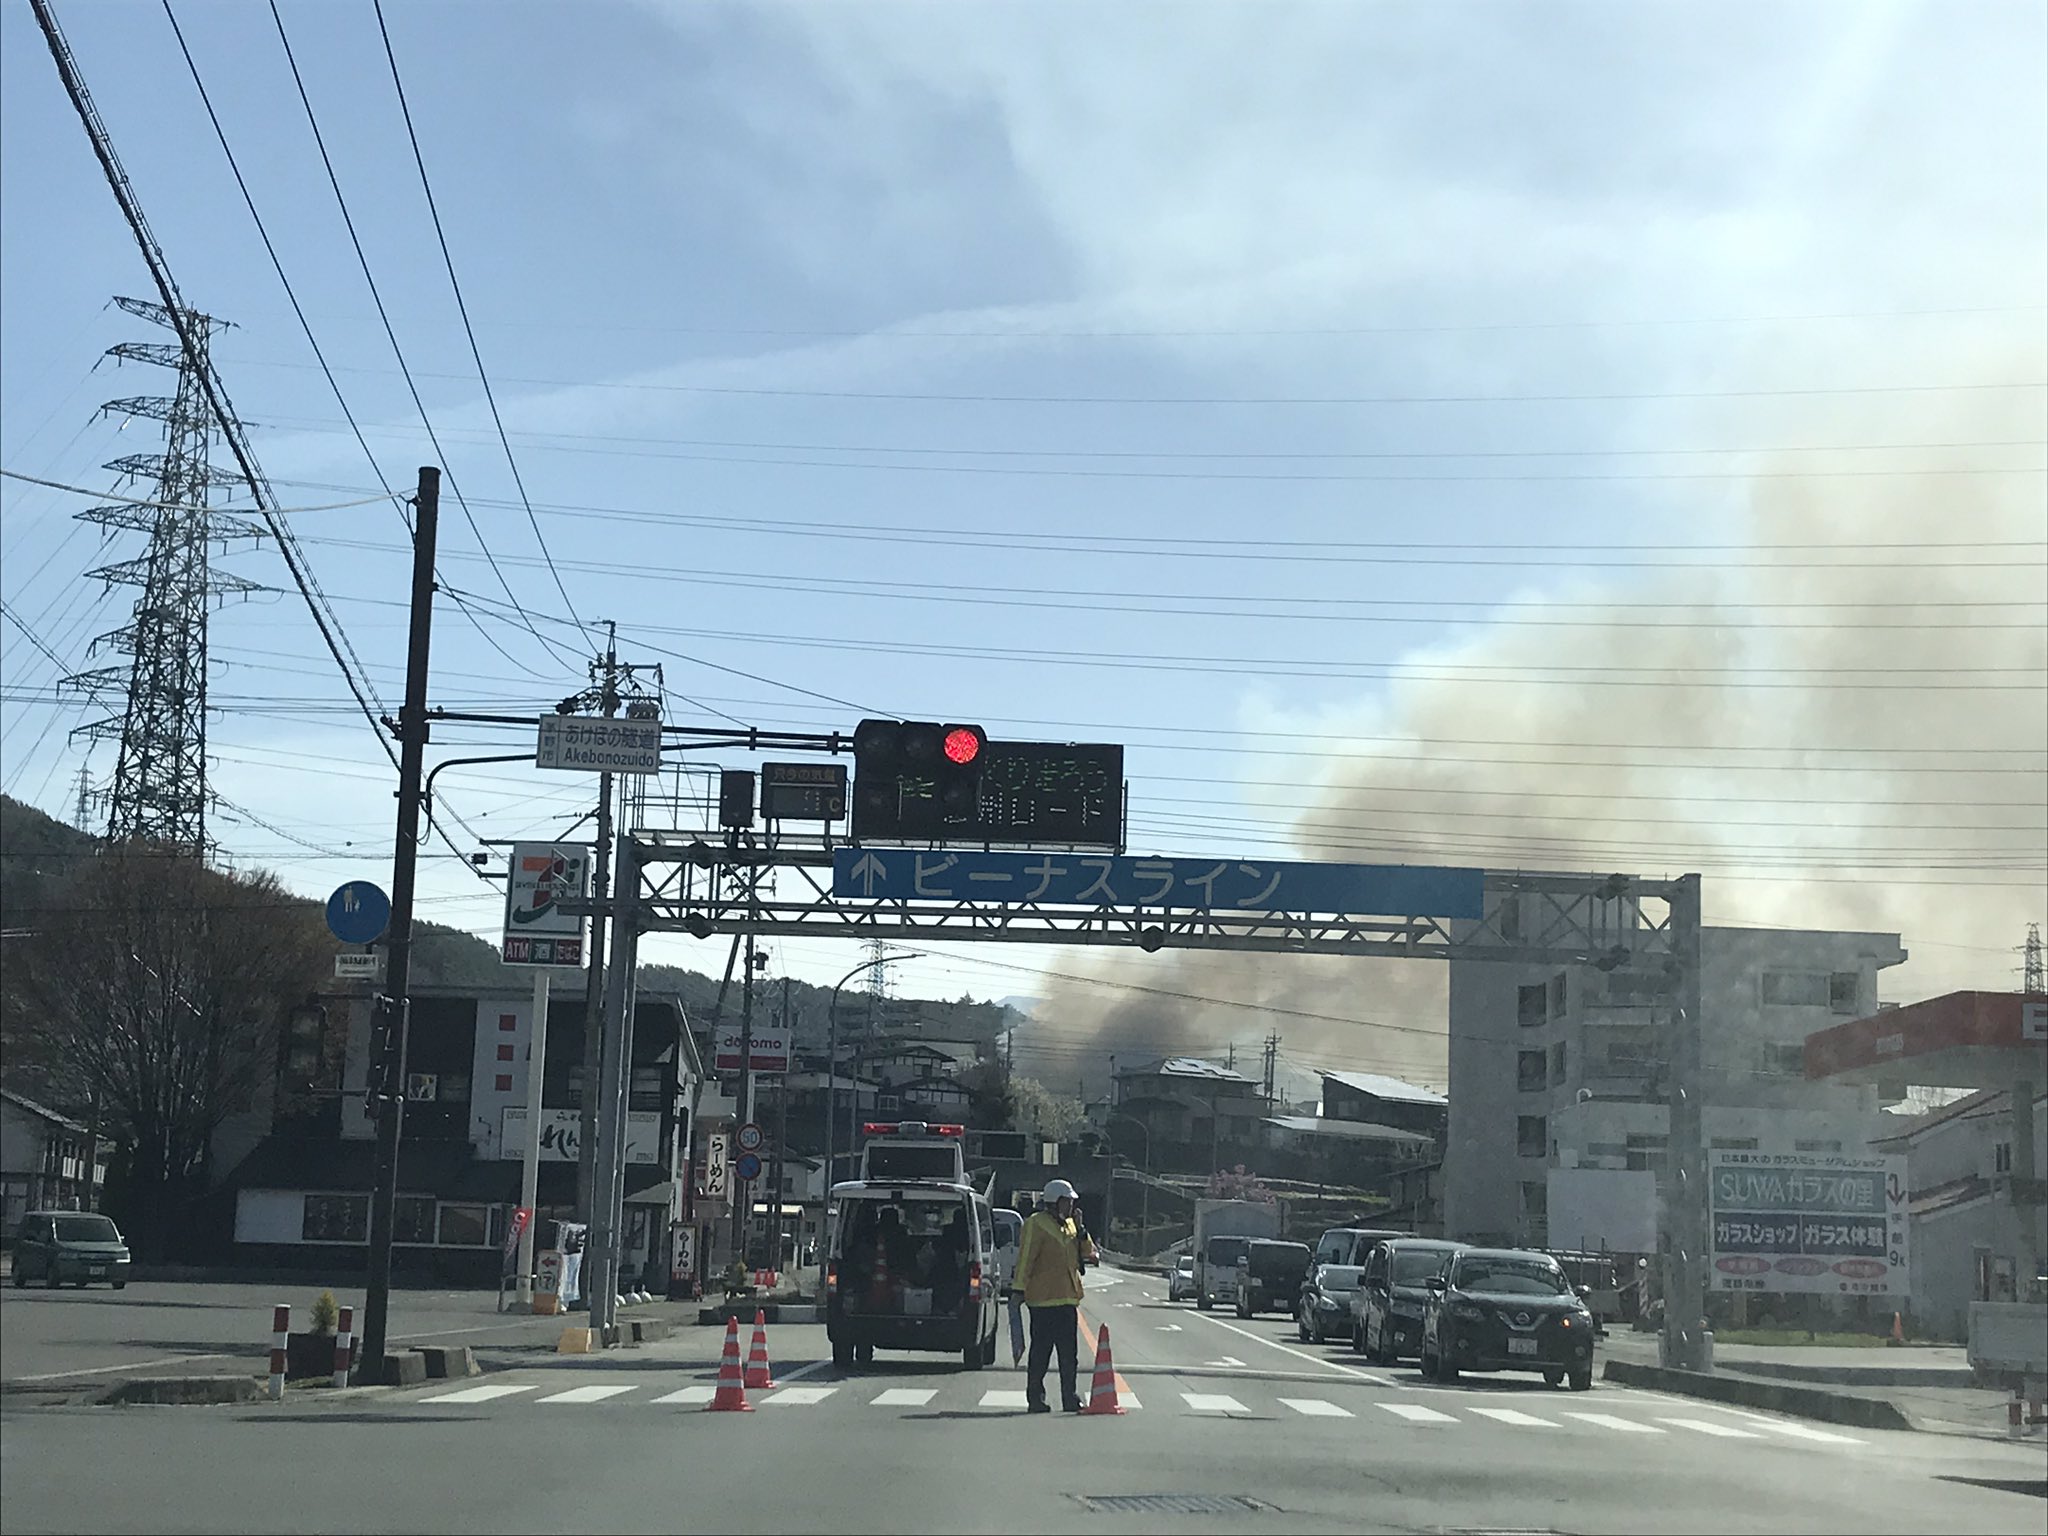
1042, 1179, 1077, 1205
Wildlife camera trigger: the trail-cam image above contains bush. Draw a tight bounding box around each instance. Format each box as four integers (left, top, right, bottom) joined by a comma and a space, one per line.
309, 1289, 339, 1336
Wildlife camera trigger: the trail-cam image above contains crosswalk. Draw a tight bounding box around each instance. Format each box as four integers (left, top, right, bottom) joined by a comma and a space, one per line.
412, 1376, 1865, 1445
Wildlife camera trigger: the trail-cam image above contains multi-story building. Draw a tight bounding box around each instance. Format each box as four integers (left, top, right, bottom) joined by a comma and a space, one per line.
1111, 1056, 1270, 1173
1446, 924, 1907, 1250
0, 1089, 108, 1234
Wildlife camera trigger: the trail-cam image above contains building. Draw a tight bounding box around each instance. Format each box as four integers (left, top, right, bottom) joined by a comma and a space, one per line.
1446, 922, 1907, 1250
1, 1089, 107, 1235
1873, 1086, 2048, 1340
222, 986, 698, 1286
1320, 1071, 1449, 1140
1110, 1057, 1270, 1173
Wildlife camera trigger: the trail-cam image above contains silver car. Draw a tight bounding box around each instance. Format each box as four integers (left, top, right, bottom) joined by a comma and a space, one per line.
1168, 1255, 1197, 1301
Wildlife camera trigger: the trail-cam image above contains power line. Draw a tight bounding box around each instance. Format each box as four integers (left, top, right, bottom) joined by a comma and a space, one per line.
370, 0, 580, 628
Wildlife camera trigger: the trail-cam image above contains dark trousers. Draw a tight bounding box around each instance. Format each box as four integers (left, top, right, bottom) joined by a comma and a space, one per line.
1026, 1303, 1079, 1406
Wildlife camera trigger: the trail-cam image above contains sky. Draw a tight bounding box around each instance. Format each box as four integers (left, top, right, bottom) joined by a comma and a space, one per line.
2, 0, 2043, 1097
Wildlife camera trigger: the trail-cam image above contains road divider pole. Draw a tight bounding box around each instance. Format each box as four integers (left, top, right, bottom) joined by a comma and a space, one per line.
269, 1305, 289, 1401
332, 1306, 354, 1389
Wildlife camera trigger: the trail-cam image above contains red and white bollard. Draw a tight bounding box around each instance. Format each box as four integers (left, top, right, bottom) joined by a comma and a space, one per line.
269, 1304, 290, 1402
331, 1306, 354, 1390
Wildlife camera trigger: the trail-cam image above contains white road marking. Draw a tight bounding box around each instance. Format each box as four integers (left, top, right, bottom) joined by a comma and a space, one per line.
871, 1387, 936, 1407
1156, 1324, 1183, 1332
1564, 1412, 1664, 1434
1378, 1402, 1456, 1424
1182, 1392, 1250, 1414
1754, 1421, 1864, 1445
1279, 1397, 1353, 1418
1189, 1311, 1407, 1388
652, 1385, 717, 1404
979, 1389, 1030, 1409
1468, 1407, 1554, 1427
535, 1384, 635, 1405
762, 1386, 836, 1406
1202, 1356, 1248, 1368
421, 1383, 535, 1405
1660, 1417, 1761, 1439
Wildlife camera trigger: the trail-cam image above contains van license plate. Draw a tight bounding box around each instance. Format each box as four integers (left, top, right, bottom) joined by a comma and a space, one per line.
1507, 1337, 1538, 1356
89, 1267, 106, 1278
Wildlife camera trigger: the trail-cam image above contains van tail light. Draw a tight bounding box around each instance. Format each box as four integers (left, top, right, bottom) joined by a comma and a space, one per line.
826, 1262, 838, 1296
969, 1259, 983, 1303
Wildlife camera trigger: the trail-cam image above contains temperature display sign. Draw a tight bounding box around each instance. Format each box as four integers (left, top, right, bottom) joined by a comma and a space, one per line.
1708, 1151, 1908, 1295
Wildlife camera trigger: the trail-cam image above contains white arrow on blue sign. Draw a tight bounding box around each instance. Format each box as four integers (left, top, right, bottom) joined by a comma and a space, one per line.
830, 849, 1482, 918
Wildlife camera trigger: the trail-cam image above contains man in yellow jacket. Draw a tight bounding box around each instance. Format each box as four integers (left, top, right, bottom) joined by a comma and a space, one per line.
1015, 1178, 1099, 1413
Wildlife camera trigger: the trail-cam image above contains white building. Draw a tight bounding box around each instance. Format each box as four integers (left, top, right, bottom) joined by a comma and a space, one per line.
1873, 1086, 2048, 1341
1446, 923, 1907, 1250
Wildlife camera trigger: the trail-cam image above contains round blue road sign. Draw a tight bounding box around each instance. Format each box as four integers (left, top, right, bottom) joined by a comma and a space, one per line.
734, 1151, 763, 1183
326, 881, 391, 945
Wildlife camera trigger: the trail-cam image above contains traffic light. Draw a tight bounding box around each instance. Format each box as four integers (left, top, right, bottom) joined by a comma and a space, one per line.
852, 719, 987, 839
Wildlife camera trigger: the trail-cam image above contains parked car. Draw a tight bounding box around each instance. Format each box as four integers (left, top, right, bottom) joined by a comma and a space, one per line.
1235, 1238, 1312, 1318
11, 1211, 130, 1289
1297, 1261, 1362, 1344
1311, 1226, 1408, 1269
1352, 1237, 1464, 1362
1168, 1255, 1198, 1302
1420, 1247, 1595, 1390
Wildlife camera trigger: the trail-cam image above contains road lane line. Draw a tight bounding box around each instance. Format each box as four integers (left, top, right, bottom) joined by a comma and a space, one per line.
1182, 1393, 1249, 1414
421, 1383, 535, 1404
1377, 1403, 1456, 1424
1468, 1407, 1554, 1427
1659, 1417, 1761, 1438
979, 1389, 1029, 1409
1156, 1324, 1182, 1332
1753, 1421, 1864, 1445
761, 1386, 836, 1406
1563, 1412, 1663, 1434
871, 1388, 936, 1406
536, 1384, 636, 1405
1279, 1397, 1353, 1418
1187, 1311, 1408, 1388
652, 1385, 716, 1404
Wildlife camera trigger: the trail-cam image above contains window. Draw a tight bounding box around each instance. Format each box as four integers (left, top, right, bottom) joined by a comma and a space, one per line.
1763, 1043, 1807, 1076
1518, 1050, 1547, 1092
302, 1195, 367, 1243
1761, 972, 1829, 1007
393, 1196, 435, 1244
1517, 1115, 1547, 1157
1625, 1132, 1667, 1174
1549, 973, 1568, 1018
1830, 973, 1860, 1014
1518, 984, 1547, 1029
1550, 1041, 1568, 1086
1710, 1136, 1759, 1151
437, 1204, 489, 1247
1995, 1142, 2013, 1174
1520, 1180, 1548, 1220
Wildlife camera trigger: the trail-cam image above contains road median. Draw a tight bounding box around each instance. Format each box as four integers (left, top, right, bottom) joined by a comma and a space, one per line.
1603, 1358, 1917, 1431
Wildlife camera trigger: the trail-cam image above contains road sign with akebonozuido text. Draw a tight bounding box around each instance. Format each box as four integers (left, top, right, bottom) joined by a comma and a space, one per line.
326, 881, 390, 945
830, 849, 1483, 918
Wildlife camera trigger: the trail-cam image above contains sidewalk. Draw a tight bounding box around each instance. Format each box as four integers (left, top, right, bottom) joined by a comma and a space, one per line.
1601, 1327, 2032, 1440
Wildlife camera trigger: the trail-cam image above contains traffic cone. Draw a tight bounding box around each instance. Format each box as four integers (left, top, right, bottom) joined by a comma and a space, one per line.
1082, 1323, 1125, 1416
1888, 1311, 1905, 1346
706, 1316, 753, 1412
744, 1308, 777, 1390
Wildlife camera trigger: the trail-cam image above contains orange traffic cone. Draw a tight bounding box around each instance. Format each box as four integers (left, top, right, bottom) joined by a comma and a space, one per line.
744, 1308, 777, 1390
1082, 1323, 1125, 1416
1889, 1311, 1905, 1347
706, 1316, 753, 1412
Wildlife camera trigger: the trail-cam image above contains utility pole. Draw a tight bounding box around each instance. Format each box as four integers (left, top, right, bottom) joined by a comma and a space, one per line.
1261, 1030, 1279, 1106
359, 466, 439, 1380
1661, 873, 1708, 1373
731, 929, 762, 1262
584, 832, 642, 1340
769, 976, 791, 1271
574, 625, 621, 1231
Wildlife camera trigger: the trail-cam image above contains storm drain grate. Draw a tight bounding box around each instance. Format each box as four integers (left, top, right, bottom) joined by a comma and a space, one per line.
1072, 1494, 1278, 1517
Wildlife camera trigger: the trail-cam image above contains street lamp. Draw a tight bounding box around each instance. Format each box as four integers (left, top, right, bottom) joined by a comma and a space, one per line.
822, 953, 894, 1285
1105, 1114, 1153, 1260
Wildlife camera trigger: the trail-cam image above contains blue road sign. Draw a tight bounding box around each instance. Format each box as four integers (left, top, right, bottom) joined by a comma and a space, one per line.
831, 848, 1483, 919
734, 1151, 764, 1183
326, 881, 391, 945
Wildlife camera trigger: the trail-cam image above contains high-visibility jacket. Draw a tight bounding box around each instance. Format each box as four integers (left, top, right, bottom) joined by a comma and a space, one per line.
1016, 1210, 1098, 1308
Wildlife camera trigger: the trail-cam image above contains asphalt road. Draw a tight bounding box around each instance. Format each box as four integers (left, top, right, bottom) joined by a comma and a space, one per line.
0, 1278, 572, 1385
3, 1267, 2043, 1535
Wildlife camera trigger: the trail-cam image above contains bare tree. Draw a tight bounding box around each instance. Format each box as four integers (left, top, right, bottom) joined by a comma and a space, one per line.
2, 850, 328, 1259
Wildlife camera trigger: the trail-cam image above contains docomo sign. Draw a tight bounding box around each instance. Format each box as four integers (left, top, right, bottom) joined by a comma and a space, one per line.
715, 1023, 791, 1074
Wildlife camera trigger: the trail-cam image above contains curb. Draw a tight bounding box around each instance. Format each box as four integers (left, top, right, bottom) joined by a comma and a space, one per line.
1603, 1358, 1917, 1431
1719, 1360, 1978, 1389
697, 1303, 820, 1326
97, 1375, 266, 1407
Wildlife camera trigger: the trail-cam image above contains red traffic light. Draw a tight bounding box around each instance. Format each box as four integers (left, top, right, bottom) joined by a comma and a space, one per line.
943, 726, 983, 766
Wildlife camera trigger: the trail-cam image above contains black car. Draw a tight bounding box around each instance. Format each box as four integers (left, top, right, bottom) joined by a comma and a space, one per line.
1352, 1237, 1463, 1362
1235, 1238, 1312, 1318
11, 1211, 130, 1289
1420, 1247, 1595, 1390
